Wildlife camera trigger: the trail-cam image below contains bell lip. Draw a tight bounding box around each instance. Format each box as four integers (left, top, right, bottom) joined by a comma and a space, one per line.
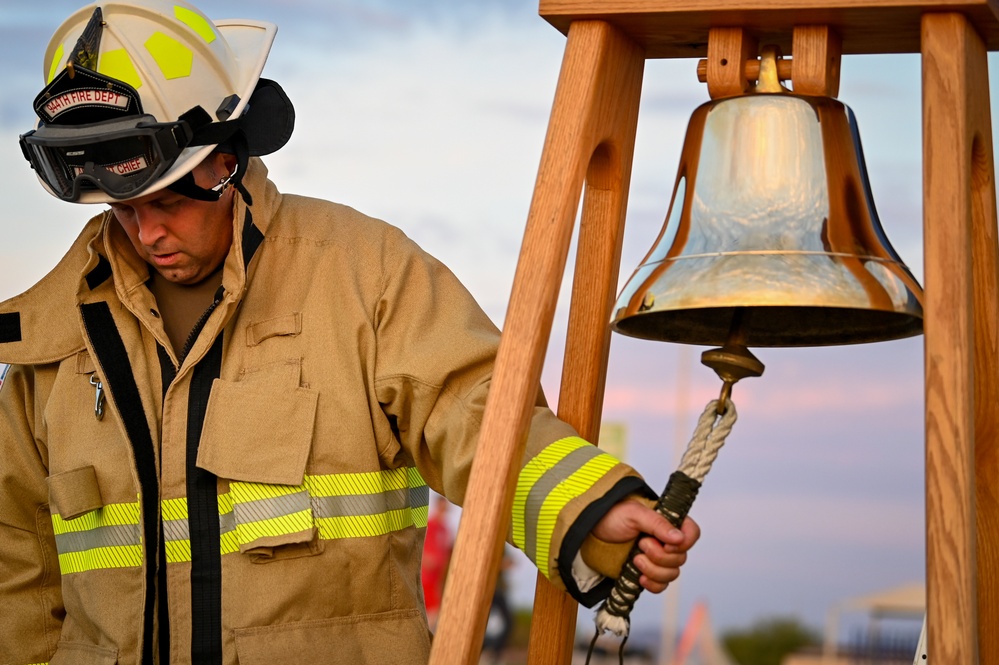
610, 304, 924, 348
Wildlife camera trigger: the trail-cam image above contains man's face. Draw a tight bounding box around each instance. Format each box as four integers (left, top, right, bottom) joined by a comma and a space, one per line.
110, 154, 235, 285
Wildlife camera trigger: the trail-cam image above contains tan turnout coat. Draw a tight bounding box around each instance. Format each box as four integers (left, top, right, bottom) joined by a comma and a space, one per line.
0, 160, 649, 665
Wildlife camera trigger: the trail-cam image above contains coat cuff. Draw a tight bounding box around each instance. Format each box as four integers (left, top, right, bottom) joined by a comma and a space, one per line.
557, 476, 656, 608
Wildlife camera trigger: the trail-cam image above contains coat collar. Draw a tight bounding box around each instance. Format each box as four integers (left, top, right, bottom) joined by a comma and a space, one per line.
0, 158, 277, 366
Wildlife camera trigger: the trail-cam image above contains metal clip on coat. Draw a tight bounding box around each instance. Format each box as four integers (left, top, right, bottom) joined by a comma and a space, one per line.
90, 375, 105, 421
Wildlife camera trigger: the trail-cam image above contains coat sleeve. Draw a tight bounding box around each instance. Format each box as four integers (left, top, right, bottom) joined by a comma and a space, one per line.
370, 229, 655, 607
0, 363, 65, 663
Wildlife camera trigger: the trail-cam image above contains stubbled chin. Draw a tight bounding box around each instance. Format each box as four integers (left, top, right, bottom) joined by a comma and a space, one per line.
156, 265, 218, 286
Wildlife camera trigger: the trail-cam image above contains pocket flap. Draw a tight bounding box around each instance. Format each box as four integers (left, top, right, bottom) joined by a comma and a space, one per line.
197, 362, 318, 486
246, 313, 302, 347
47, 465, 103, 520
51, 641, 118, 665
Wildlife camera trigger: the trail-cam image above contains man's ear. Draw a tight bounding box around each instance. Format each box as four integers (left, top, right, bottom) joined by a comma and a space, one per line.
207, 151, 237, 178
218, 151, 238, 174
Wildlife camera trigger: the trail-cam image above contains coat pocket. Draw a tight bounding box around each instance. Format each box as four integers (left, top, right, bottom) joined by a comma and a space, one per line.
227, 480, 321, 560
233, 610, 431, 665
198, 359, 320, 558
47, 465, 103, 520
197, 359, 318, 486
51, 641, 118, 665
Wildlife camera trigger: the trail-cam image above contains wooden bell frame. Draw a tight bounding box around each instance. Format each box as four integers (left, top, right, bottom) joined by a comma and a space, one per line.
428, 2, 999, 664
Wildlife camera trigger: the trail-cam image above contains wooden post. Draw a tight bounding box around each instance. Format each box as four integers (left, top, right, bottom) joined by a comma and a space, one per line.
526, 44, 645, 664
427, 20, 645, 665
921, 12, 998, 663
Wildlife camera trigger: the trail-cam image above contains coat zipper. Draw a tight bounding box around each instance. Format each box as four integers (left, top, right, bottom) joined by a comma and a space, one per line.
178, 286, 225, 366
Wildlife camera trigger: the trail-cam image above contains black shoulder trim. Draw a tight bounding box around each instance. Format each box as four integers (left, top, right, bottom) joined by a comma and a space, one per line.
241, 209, 263, 271
0, 312, 22, 343
187, 334, 224, 664
85, 255, 112, 290
557, 476, 655, 608
79, 301, 160, 665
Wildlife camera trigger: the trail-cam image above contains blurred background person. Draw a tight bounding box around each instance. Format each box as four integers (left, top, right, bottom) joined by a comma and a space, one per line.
422, 495, 454, 630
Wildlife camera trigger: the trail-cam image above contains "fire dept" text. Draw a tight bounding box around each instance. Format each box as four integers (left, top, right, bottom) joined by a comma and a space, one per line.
44, 88, 129, 119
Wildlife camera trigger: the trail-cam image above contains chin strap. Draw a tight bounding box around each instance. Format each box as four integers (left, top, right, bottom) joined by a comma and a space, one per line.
166, 106, 253, 205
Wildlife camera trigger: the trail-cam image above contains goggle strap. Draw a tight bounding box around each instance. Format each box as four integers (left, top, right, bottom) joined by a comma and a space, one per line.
167, 170, 223, 202
166, 130, 251, 204
176, 104, 246, 151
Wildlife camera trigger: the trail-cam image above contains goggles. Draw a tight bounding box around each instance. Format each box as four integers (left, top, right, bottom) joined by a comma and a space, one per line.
19, 114, 193, 202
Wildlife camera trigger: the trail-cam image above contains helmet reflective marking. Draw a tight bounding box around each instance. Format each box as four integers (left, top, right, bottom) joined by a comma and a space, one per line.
48, 44, 65, 84
145, 32, 193, 80
173, 5, 216, 44
98, 49, 142, 90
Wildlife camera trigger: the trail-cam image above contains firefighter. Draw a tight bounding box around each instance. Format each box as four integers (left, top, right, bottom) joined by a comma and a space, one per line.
0, 1, 699, 663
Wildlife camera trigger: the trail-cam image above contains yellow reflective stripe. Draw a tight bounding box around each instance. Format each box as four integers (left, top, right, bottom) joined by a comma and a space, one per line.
413, 502, 429, 529
164, 494, 237, 562
218, 491, 234, 516
51, 500, 143, 574
513, 437, 622, 579
160, 468, 429, 564
234, 510, 312, 543
162, 496, 188, 521
165, 539, 191, 564
512, 437, 590, 550
305, 466, 419, 496
220, 529, 240, 556
316, 506, 424, 540
58, 545, 144, 574
533, 454, 619, 577
51, 501, 140, 535
218, 492, 238, 554
48, 471, 427, 569
407, 467, 425, 491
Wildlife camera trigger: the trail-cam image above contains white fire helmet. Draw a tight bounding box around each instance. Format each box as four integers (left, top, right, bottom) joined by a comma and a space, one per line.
20, 0, 294, 203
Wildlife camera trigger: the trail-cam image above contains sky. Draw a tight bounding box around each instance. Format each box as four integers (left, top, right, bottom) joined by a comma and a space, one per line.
2, 0, 994, 648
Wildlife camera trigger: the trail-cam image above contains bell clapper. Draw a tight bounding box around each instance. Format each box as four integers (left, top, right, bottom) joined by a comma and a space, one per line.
700, 309, 766, 415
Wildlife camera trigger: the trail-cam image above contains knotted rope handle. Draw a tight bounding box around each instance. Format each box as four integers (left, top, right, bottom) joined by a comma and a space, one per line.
593, 398, 738, 639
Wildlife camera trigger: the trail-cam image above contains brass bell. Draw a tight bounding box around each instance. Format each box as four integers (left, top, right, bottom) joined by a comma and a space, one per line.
612, 47, 923, 348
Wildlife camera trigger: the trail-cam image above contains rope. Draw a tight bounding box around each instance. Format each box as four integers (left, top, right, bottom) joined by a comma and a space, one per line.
588, 398, 738, 648
677, 399, 737, 482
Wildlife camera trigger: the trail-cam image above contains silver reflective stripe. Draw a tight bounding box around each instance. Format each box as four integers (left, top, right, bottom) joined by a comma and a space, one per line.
311, 486, 424, 518
219, 509, 235, 536
410, 485, 429, 512
233, 489, 311, 524
54, 523, 142, 554
163, 516, 189, 543
522, 445, 604, 564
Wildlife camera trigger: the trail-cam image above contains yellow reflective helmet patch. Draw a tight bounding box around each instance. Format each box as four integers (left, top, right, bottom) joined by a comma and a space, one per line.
174, 5, 216, 44
98, 49, 142, 90
145, 32, 193, 80
47, 44, 65, 83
